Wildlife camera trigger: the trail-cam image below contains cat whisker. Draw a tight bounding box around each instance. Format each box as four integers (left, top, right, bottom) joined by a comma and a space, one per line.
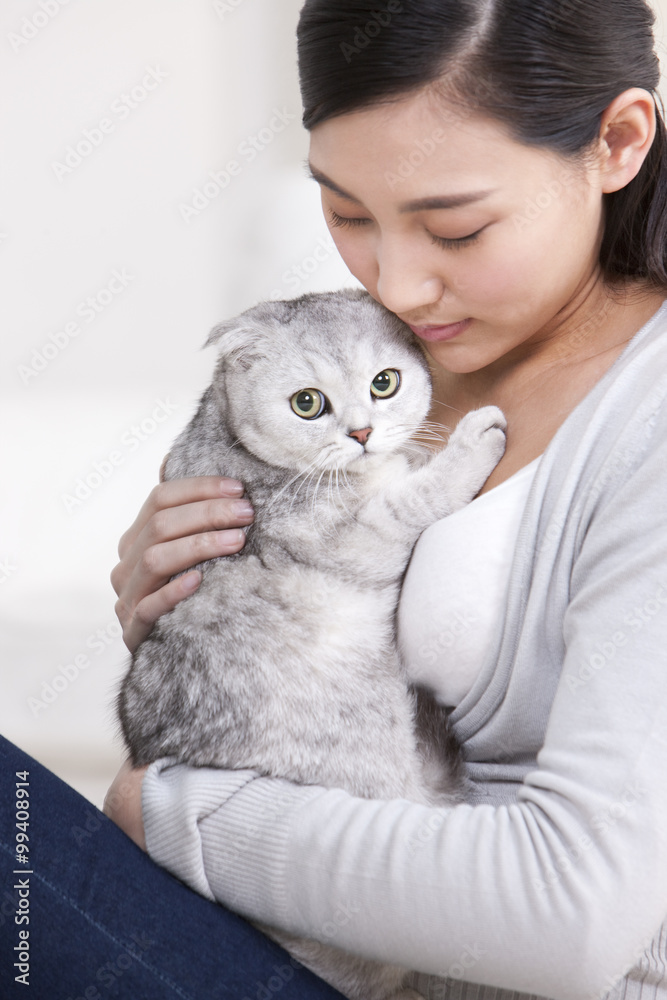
318, 456, 355, 522
312, 466, 329, 510
267, 457, 322, 514
308, 466, 343, 540
429, 397, 464, 416
291, 463, 323, 516
223, 437, 244, 457
418, 420, 454, 436
332, 465, 356, 523
320, 467, 344, 539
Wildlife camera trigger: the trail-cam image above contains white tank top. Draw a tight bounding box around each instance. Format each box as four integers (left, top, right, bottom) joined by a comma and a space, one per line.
398, 457, 541, 708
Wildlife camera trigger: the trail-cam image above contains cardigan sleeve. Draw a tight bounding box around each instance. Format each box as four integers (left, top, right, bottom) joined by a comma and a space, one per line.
142, 407, 667, 1000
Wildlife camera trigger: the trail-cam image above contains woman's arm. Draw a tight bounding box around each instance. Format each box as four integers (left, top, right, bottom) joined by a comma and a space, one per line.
140, 414, 667, 1000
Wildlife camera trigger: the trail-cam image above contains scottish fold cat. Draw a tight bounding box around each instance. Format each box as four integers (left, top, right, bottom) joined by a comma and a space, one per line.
118, 288, 505, 1000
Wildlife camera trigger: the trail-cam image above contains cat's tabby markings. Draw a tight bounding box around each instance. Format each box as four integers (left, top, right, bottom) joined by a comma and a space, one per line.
118, 289, 506, 1000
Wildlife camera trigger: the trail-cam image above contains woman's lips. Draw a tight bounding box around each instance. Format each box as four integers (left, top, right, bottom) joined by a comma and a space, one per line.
408, 318, 472, 342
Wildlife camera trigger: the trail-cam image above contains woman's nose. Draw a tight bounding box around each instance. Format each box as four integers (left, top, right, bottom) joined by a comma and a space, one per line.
375, 242, 445, 317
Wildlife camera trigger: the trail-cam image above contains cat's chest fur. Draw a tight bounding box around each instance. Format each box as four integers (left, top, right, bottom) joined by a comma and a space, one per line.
118, 289, 506, 1000
246, 450, 419, 584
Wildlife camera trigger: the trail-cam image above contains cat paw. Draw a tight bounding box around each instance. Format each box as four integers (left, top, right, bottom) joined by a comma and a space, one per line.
451, 405, 506, 462
456, 404, 507, 439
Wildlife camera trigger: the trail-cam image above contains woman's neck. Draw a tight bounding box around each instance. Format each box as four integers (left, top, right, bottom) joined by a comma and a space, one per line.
427, 280, 666, 492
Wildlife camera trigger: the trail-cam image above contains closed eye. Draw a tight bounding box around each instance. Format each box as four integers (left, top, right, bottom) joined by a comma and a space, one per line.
428, 228, 485, 250
328, 209, 371, 229
329, 208, 484, 248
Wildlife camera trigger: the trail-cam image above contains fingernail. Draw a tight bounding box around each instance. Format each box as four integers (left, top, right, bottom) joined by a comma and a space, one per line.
219, 528, 246, 547
233, 500, 254, 518
222, 479, 244, 496
183, 570, 201, 591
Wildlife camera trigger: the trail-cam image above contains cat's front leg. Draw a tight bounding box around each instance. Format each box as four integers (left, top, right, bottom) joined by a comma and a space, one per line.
380, 405, 506, 533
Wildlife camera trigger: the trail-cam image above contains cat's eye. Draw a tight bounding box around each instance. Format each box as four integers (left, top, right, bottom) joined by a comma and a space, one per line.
370, 370, 400, 399
291, 388, 327, 420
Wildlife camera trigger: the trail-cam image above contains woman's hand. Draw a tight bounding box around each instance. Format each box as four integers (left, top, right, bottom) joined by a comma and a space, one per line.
104, 759, 149, 850
111, 471, 254, 654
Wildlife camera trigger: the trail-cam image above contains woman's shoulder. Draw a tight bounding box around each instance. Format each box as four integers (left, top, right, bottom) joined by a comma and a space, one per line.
522, 298, 667, 545
550, 297, 667, 461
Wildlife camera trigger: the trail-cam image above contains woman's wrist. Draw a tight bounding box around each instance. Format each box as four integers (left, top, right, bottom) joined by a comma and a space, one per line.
141, 760, 326, 921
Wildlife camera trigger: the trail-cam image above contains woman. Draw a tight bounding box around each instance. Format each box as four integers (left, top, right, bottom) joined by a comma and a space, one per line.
50, 0, 667, 996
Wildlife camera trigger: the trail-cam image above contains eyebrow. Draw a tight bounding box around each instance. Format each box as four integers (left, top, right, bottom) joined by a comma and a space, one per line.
307, 163, 496, 212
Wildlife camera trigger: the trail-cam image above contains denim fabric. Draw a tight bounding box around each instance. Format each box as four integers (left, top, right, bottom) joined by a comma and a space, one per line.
0, 736, 344, 999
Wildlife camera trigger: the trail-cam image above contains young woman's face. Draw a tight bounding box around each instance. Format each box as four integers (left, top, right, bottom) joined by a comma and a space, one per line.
308, 89, 606, 374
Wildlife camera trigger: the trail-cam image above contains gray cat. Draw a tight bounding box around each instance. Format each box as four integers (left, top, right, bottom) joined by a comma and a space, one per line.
118, 288, 506, 1000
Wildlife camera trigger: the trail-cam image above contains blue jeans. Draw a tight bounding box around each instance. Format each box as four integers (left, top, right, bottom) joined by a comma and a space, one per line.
0, 736, 344, 999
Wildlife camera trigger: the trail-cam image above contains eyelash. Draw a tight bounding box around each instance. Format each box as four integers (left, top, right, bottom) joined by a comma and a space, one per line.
428, 229, 484, 250
328, 209, 369, 230
328, 209, 484, 249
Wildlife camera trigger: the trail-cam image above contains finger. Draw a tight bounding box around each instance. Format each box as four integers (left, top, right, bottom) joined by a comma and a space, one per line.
120, 569, 203, 654
118, 527, 247, 637
118, 477, 245, 558
112, 495, 254, 597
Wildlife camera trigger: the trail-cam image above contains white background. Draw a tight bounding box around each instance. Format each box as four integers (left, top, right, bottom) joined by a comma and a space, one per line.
1, 0, 667, 808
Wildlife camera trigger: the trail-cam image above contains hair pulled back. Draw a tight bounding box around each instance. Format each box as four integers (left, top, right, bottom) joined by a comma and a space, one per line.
297, 0, 667, 290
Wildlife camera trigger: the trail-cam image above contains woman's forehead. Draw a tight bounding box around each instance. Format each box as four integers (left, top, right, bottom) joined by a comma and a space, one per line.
308, 95, 554, 206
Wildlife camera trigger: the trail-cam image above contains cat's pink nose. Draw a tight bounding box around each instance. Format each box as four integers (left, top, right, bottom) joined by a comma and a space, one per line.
348, 427, 372, 445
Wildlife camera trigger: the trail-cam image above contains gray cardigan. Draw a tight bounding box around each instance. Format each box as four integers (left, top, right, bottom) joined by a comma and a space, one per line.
143, 299, 667, 1000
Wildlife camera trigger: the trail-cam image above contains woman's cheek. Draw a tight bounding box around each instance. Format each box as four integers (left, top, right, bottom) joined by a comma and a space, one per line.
332, 232, 378, 291
453, 251, 528, 312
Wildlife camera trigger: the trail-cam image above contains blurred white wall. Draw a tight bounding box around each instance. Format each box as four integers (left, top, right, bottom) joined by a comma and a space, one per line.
0, 0, 359, 806
1, 0, 667, 808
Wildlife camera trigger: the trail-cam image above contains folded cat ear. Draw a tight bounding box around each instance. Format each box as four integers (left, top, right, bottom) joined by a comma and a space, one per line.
206, 318, 256, 350
206, 299, 295, 354
204, 315, 267, 369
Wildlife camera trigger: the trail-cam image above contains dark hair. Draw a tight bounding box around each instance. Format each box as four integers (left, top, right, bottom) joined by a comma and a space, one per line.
297, 0, 667, 290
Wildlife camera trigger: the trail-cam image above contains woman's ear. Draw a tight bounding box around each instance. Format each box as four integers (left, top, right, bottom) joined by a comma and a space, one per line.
598, 87, 657, 194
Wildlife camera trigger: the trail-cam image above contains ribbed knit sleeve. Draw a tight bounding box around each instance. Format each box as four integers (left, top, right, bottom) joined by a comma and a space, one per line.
142, 308, 667, 1000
